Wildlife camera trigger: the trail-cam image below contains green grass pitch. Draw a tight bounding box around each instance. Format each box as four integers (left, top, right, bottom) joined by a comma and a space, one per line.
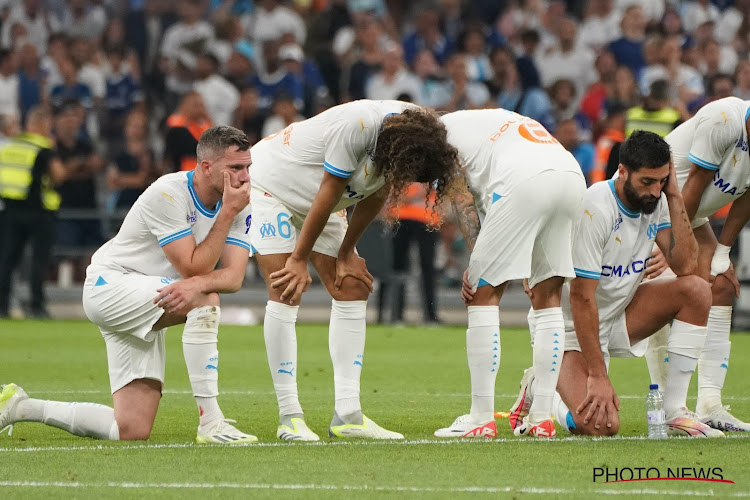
2, 319, 750, 498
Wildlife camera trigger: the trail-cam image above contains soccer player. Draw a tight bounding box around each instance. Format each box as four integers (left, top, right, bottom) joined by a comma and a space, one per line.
1, 126, 256, 443
644, 96, 750, 432
433, 109, 587, 438
249, 100, 458, 441
518, 131, 721, 437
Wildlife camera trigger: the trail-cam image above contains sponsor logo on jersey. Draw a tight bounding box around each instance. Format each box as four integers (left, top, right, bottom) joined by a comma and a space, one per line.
601, 257, 652, 278
186, 210, 197, 224
713, 170, 749, 196
736, 137, 748, 152
260, 222, 276, 238
647, 223, 658, 240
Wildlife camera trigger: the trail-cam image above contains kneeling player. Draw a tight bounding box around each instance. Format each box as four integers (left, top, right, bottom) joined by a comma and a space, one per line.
518, 131, 722, 437
434, 109, 586, 438
1, 126, 256, 443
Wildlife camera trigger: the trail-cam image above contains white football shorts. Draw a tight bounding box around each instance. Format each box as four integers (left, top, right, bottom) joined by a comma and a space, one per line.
562, 312, 648, 366
249, 185, 349, 258
468, 169, 586, 290
82, 265, 169, 393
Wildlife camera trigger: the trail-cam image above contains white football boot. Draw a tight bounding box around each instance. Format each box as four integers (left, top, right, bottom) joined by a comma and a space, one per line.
434, 414, 497, 438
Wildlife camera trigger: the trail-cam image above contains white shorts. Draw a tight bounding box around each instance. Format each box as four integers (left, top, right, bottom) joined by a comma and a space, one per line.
562, 312, 648, 366
82, 265, 170, 393
249, 185, 348, 258
468, 169, 586, 290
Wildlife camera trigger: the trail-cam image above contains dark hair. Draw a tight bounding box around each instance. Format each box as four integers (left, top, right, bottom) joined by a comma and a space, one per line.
373, 107, 459, 226
649, 79, 670, 100
197, 125, 251, 162
0, 49, 11, 65
620, 130, 671, 171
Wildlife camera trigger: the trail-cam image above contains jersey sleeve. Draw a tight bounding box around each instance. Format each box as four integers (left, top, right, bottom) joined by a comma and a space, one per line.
322, 111, 374, 179
656, 195, 671, 232
688, 105, 742, 171
572, 200, 611, 280
226, 204, 253, 254
140, 187, 193, 247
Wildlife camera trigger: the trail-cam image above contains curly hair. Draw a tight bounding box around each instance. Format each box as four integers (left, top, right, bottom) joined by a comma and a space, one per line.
372, 107, 461, 228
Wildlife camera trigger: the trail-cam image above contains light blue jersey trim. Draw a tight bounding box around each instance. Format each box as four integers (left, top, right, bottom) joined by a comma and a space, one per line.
656, 222, 671, 231
186, 170, 222, 217
745, 105, 750, 123
607, 179, 640, 219
226, 237, 251, 251
159, 228, 192, 247
574, 267, 601, 280
323, 161, 353, 178
477, 278, 492, 287
688, 153, 719, 171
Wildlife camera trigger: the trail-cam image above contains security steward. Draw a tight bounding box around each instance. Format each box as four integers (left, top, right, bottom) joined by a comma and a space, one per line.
0, 106, 66, 318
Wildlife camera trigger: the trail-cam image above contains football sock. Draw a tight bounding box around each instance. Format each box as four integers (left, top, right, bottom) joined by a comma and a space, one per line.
663, 320, 706, 415
645, 324, 670, 390
467, 305, 500, 423
183, 305, 224, 428
264, 300, 303, 417
552, 392, 575, 433
697, 306, 732, 414
527, 307, 564, 425
329, 299, 366, 417
15, 399, 119, 440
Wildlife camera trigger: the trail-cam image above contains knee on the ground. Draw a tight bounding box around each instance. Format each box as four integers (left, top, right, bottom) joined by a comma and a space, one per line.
117, 420, 153, 441
675, 275, 712, 312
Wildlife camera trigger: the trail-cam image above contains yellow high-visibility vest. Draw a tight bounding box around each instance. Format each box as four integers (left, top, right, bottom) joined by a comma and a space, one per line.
625, 106, 682, 138
0, 132, 60, 211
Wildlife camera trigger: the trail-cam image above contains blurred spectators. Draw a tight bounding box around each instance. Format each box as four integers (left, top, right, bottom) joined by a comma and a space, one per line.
102, 45, 144, 149
17, 42, 44, 123
424, 54, 489, 111
608, 6, 647, 77
0, 49, 20, 120
233, 87, 265, 143
402, 7, 454, 67
735, 61, 750, 100
251, 39, 304, 112
193, 52, 239, 125
261, 92, 304, 137
163, 91, 211, 172
365, 42, 421, 102
106, 110, 154, 212
625, 79, 681, 137
279, 43, 330, 117
591, 104, 627, 184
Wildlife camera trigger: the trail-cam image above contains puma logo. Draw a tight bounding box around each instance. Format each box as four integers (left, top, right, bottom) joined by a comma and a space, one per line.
278, 367, 295, 376
585, 210, 594, 221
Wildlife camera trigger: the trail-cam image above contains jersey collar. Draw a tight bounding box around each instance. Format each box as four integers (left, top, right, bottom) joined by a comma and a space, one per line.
186, 170, 221, 218
608, 179, 640, 219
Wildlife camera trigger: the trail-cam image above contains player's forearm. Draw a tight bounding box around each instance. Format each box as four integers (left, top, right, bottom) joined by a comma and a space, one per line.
569, 293, 608, 377
681, 165, 715, 222
193, 267, 245, 294
718, 191, 750, 247
184, 212, 235, 277
664, 192, 698, 275
451, 194, 480, 252
292, 174, 347, 261
338, 188, 387, 256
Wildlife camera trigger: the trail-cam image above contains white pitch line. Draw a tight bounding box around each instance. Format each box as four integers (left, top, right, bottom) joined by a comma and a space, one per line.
25, 389, 750, 401
2, 434, 749, 454
0, 481, 747, 497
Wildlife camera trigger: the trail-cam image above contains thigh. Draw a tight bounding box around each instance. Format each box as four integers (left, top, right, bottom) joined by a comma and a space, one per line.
311, 251, 370, 301
112, 378, 162, 440
254, 252, 293, 303
625, 278, 684, 344
104, 327, 167, 396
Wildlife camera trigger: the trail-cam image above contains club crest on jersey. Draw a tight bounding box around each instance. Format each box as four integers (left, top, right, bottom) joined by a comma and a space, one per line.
613, 214, 623, 232
647, 223, 658, 240
186, 210, 197, 224
260, 222, 276, 238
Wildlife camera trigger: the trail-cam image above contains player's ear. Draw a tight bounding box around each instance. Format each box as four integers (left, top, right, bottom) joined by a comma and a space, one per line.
198, 159, 211, 175
617, 163, 627, 180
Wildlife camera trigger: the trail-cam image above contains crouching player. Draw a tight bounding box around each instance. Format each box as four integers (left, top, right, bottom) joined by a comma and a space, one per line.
1, 126, 256, 443
515, 131, 721, 437
434, 109, 586, 438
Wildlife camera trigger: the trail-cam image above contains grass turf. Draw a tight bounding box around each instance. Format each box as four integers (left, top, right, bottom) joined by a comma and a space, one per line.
2, 319, 750, 499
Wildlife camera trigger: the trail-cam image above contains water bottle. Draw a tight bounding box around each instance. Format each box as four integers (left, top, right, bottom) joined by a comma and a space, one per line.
646, 384, 667, 439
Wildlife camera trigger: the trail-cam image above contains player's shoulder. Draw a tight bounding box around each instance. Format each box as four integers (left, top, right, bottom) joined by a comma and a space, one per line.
140, 171, 190, 207
695, 96, 747, 126
582, 180, 621, 223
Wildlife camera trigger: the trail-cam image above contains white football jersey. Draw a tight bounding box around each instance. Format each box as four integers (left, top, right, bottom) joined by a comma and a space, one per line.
563, 180, 671, 327
90, 171, 252, 279
441, 109, 583, 216
667, 97, 750, 221
250, 99, 415, 215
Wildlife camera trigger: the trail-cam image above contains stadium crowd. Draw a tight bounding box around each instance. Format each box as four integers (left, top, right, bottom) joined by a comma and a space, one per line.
0, 0, 748, 317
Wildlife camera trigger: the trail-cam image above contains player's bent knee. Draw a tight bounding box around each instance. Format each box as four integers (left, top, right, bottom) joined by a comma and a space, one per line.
117, 419, 153, 441
196, 292, 220, 307
677, 275, 712, 310
330, 278, 370, 302
711, 275, 736, 305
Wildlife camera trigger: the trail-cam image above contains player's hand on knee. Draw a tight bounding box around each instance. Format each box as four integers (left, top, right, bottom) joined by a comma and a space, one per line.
334, 252, 374, 292
221, 172, 250, 216
645, 247, 668, 279
270, 255, 312, 305
154, 278, 203, 313
523, 278, 533, 300
711, 262, 740, 298
577, 374, 620, 431
461, 269, 474, 305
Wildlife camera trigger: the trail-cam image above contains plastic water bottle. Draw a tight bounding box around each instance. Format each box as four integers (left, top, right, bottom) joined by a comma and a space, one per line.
646, 384, 667, 439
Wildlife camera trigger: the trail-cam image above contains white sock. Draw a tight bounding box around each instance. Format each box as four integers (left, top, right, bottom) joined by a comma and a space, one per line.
467, 305, 499, 423
329, 299, 366, 417
264, 300, 302, 416
527, 307, 563, 424
15, 399, 119, 440
697, 306, 732, 414
183, 305, 224, 427
645, 324, 670, 390
552, 392, 574, 433
663, 320, 706, 415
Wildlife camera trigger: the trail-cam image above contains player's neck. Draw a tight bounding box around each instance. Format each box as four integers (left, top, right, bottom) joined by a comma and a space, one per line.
613, 178, 638, 212
191, 171, 221, 210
